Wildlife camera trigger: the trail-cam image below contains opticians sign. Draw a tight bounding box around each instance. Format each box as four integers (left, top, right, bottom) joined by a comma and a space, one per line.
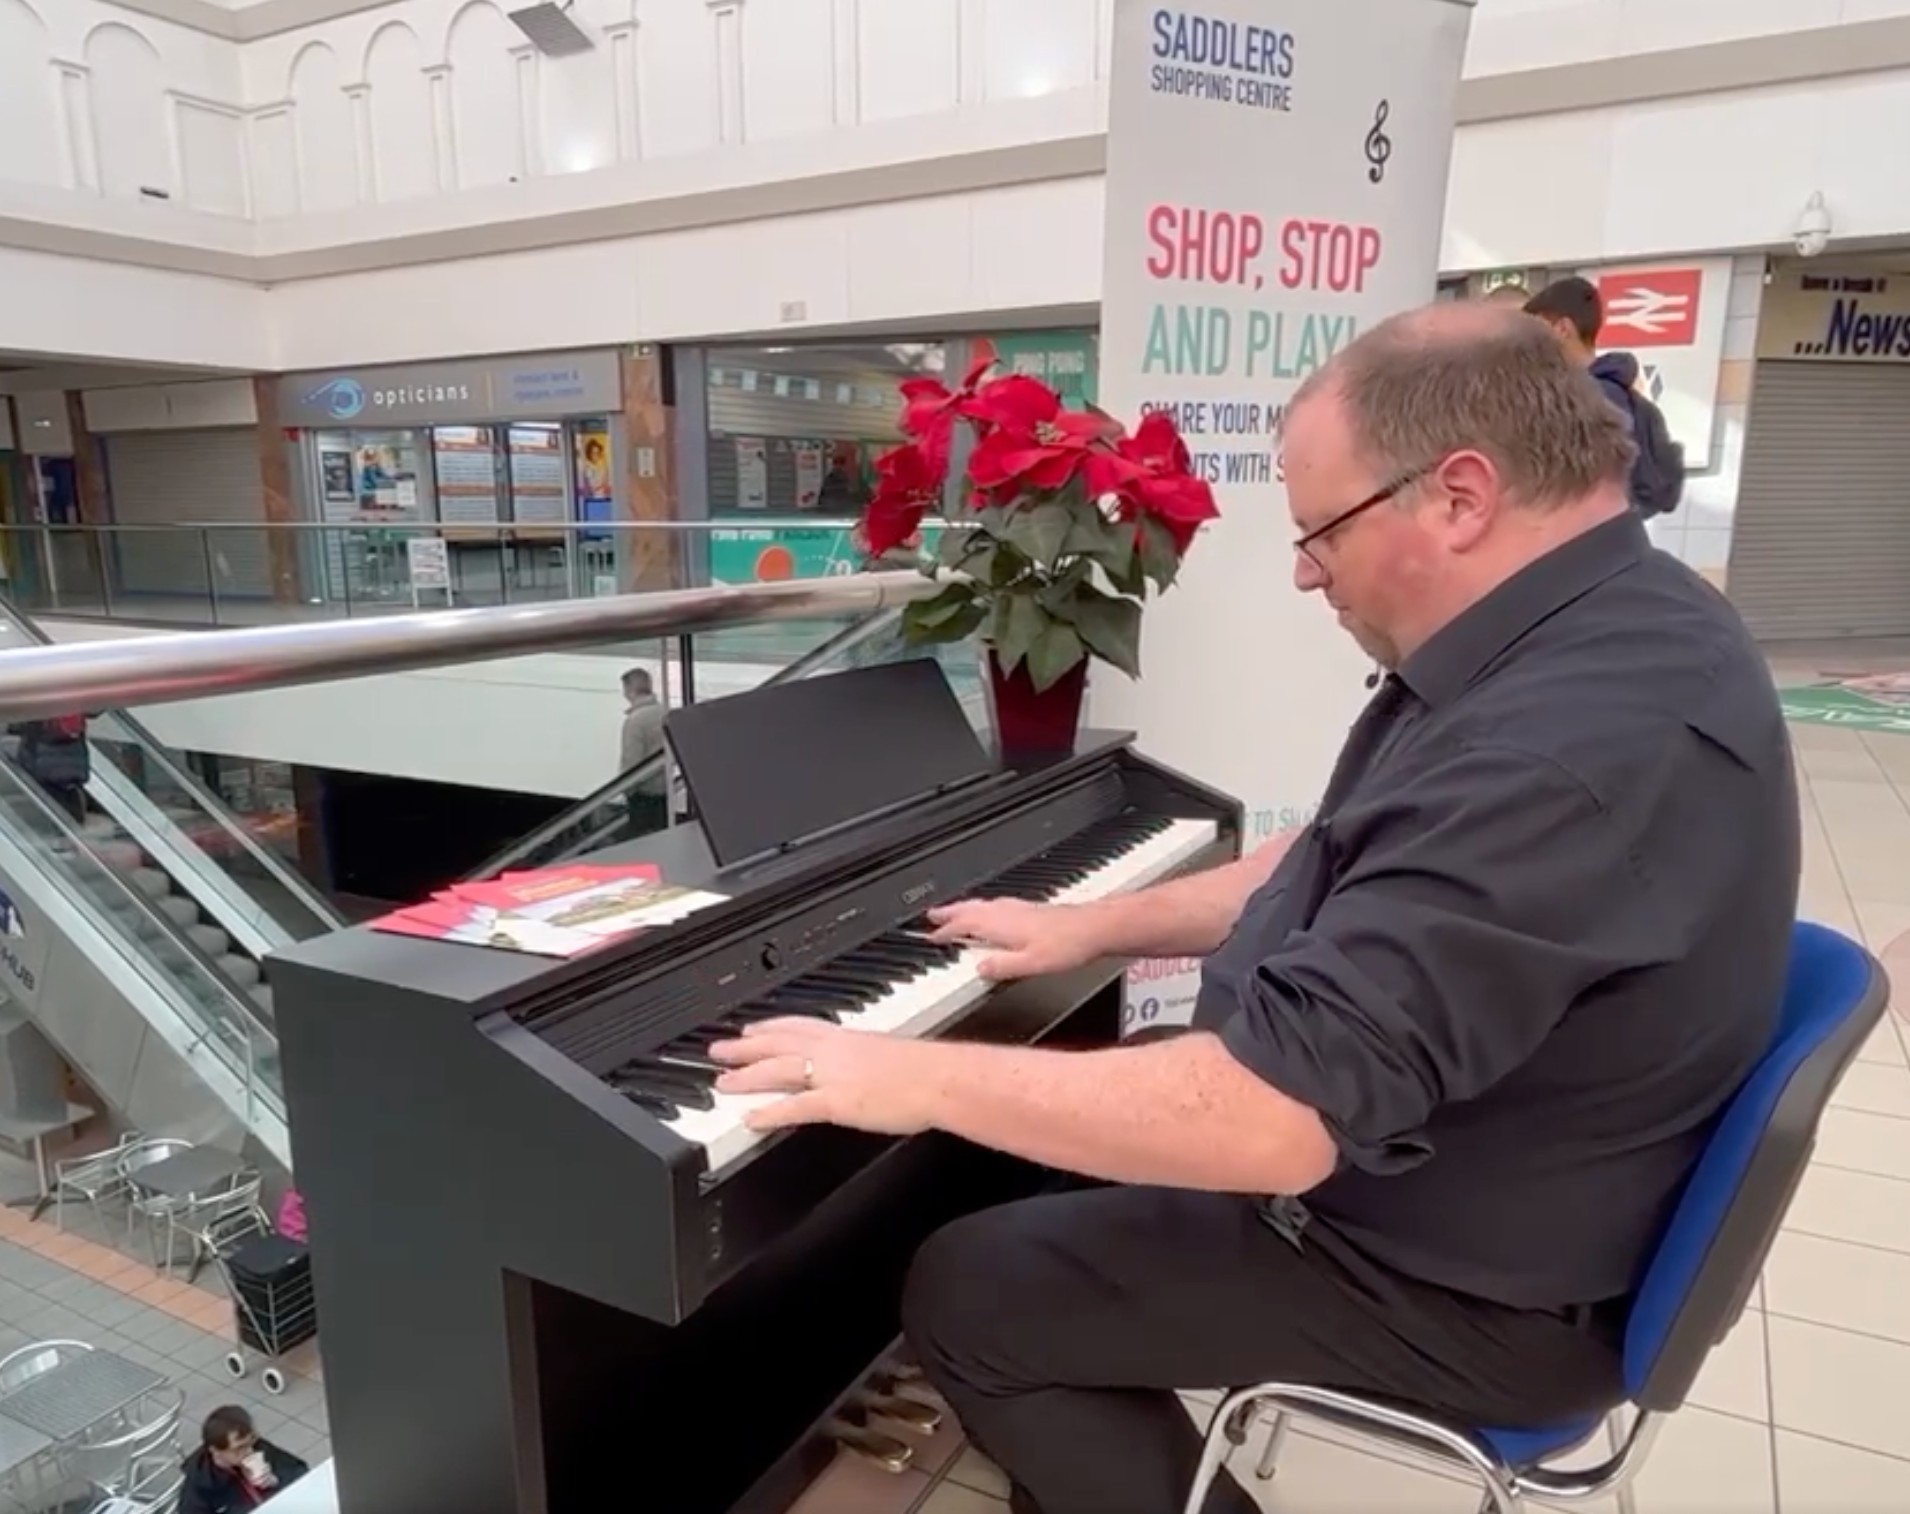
1756, 269, 1910, 363
278, 350, 624, 427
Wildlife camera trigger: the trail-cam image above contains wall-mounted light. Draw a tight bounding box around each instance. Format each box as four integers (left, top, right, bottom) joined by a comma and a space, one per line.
507, 2, 595, 57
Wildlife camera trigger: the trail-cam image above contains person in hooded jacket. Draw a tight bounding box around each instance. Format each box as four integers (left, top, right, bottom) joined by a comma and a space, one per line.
1525, 277, 1686, 519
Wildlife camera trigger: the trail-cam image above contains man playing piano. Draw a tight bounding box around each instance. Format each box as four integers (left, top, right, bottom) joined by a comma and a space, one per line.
713, 304, 1797, 1514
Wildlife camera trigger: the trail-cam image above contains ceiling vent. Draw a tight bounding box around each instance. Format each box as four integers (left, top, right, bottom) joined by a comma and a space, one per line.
507, 3, 596, 56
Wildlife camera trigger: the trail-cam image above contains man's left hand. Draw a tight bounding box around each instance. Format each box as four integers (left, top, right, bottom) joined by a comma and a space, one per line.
710, 1018, 945, 1135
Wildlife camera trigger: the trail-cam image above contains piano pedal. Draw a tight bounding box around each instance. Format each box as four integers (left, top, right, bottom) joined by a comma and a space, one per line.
868, 1371, 947, 1415
826, 1417, 916, 1474
853, 1389, 944, 1436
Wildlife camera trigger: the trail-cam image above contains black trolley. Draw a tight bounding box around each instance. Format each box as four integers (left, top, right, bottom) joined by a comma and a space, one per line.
207, 1210, 319, 1395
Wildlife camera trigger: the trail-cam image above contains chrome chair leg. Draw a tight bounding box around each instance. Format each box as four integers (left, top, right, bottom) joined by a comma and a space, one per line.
1609, 1414, 1639, 1514
1254, 1413, 1289, 1480
1176, 1397, 1237, 1512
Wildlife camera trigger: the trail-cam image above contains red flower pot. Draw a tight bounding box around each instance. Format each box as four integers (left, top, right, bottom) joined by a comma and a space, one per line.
987, 651, 1088, 761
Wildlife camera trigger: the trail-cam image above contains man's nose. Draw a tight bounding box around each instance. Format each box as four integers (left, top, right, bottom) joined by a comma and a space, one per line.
1292, 549, 1325, 594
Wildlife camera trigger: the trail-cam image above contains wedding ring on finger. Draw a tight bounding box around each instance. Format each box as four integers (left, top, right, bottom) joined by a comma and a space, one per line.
803, 1056, 816, 1091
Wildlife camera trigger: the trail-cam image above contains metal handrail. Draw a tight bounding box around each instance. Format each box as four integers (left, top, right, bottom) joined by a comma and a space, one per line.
0, 595, 345, 935
0, 518, 890, 534
0, 573, 939, 723
470, 605, 916, 879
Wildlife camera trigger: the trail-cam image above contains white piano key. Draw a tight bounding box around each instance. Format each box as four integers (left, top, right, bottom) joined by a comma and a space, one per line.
666, 817, 1220, 1178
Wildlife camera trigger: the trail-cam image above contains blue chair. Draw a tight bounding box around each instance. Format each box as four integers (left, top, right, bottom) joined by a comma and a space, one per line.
1183, 921, 1890, 1514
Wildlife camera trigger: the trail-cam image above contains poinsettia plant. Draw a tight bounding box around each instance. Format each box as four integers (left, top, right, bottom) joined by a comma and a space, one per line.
863, 359, 1218, 693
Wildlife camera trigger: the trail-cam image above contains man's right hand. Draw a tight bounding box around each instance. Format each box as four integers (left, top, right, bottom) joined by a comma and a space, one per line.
925, 899, 1107, 981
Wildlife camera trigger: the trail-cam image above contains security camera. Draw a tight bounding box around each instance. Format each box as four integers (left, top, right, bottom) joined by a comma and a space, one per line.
1794, 192, 1832, 259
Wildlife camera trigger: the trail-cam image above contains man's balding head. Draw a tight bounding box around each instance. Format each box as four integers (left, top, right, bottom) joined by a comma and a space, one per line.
1279, 303, 1637, 669
1290, 303, 1634, 512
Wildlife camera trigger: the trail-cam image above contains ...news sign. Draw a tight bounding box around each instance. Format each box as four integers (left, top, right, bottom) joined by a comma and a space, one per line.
1756, 270, 1910, 363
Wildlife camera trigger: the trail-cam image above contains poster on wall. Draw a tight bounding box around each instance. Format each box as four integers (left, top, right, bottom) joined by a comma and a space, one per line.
320, 450, 355, 505
1093, 0, 1472, 1028
735, 438, 769, 510
792, 443, 825, 511
574, 418, 615, 536
1583, 259, 1733, 467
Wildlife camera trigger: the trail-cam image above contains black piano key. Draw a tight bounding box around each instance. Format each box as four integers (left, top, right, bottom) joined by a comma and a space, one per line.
798, 969, 892, 998
612, 1066, 717, 1111
656, 1049, 723, 1074
618, 1089, 680, 1119
759, 992, 843, 1021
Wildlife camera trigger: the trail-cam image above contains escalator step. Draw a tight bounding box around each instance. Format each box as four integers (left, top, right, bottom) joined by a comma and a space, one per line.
129, 868, 172, 900
188, 924, 231, 957
218, 956, 263, 989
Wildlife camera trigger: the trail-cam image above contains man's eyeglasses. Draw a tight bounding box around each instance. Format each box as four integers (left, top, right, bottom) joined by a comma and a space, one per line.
1292, 464, 1435, 571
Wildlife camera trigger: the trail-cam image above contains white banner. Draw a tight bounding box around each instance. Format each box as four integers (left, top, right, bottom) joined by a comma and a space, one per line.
1093, 0, 1472, 1027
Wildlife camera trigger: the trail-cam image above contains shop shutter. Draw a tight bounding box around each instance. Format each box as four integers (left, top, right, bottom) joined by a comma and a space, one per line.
1728, 362, 1910, 641
102, 429, 272, 607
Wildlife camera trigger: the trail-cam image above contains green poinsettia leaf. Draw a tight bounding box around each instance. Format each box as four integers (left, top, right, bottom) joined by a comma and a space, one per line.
934, 527, 978, 572
1105, 540, 1148, 598
902, 583, 981, 645
1025, 619, 1086, 694
933, 599, 988, 645
1036, 559, 1093, 615
1137, 514, 1182, 591
1000, 499, 1075, 569
1066, 586, 1143, 679
991, 589, 1048, 674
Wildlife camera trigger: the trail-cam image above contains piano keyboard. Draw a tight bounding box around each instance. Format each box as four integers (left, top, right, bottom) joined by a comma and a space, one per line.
606, 813, 1219, 1177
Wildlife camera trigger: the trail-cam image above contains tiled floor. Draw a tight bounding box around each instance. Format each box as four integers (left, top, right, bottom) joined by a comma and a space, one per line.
11, 707, 1910, 1512
0, 1160, 330, 1492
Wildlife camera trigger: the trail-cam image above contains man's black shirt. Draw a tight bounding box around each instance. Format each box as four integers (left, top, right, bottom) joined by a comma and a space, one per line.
1193, 512, 1799, 1309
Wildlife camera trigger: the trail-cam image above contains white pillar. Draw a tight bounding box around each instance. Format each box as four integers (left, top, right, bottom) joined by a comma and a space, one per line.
1092, 0, 1474, 1028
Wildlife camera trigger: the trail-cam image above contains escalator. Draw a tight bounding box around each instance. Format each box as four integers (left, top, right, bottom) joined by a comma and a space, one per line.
0, 599, 345, 1165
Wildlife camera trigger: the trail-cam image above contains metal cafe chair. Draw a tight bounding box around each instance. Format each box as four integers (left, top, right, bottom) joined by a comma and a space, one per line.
0, 1339, 93, 1394
1184, 921, 1889, 1514
67, 1386, 187, 1501
118, 1138, 195, 1248
49, 1131, 148, 1233
80, 1452, 185, 1514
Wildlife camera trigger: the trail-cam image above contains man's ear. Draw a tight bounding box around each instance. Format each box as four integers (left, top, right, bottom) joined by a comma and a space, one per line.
1434, 450, 1501, 551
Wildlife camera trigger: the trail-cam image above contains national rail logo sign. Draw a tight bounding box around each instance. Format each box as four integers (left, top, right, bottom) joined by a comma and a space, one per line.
1596, 267, 1703, 348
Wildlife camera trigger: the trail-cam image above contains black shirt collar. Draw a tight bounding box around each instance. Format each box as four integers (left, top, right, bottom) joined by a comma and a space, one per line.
1398, 512, 1648, 708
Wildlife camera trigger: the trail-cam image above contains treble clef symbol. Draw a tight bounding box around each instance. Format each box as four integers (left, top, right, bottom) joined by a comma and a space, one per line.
1365, 99, 1392, 184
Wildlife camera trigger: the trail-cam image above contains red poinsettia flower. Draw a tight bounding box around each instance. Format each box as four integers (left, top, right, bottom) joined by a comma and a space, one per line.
1099, 411, 1219, 554
863, 443, 942, 555
964, 376, 1119, 493
898, 356, 994, 476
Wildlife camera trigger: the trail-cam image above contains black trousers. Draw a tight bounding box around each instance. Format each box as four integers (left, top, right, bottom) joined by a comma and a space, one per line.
902, 1185, 1624, 1514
